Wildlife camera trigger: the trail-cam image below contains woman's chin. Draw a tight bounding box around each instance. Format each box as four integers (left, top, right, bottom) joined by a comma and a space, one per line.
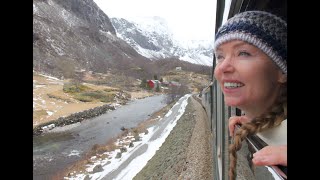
224, 98, 242, 107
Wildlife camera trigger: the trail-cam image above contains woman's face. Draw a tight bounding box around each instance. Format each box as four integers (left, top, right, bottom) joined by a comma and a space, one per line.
214, 40, 285, 113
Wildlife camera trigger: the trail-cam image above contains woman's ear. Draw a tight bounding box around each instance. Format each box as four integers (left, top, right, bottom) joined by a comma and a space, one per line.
278, 72, 287, 83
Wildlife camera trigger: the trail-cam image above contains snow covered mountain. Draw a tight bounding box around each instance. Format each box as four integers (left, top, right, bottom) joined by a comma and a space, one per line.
111, 16, 213, 66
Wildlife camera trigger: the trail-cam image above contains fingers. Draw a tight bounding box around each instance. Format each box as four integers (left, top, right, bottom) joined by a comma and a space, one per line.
228, 116, 249, 136
228, 116, 238, 137
252, 145, 287, 166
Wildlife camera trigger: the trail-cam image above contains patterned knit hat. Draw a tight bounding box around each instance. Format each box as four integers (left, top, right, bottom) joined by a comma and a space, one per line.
214, 11, 287, 74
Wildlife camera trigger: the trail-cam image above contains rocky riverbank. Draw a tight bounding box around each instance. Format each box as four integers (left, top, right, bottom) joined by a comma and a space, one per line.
33, 103, 116, 136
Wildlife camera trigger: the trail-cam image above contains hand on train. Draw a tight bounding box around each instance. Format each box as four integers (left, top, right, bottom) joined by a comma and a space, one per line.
252, 145, 287, 166
228, 116, 250, 136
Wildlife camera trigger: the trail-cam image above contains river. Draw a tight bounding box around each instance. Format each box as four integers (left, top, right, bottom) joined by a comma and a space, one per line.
33, 95, 167, 180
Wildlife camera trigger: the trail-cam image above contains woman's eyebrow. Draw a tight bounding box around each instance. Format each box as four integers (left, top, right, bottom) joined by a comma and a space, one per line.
216, 41, 249, 52
232, 41, 249, 48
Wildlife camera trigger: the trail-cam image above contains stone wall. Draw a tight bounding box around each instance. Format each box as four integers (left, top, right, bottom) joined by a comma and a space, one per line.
33, 104, 115, 136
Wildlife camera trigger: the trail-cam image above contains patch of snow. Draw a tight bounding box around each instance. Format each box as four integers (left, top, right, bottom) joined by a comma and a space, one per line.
39, 73, 61, 81
33, 4, 38, 14
68, 150, 81, 157
41, 124, 55, 132
47, 111, 53, 116
49, 122, 81, 132
36, 85, 46, 88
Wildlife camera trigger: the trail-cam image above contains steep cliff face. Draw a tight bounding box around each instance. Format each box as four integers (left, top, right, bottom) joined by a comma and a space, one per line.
54, 0, 116, 36
33, 0, 152, 78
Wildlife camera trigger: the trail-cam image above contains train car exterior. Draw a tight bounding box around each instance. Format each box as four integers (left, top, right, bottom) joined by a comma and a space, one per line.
201, 0, 287, 179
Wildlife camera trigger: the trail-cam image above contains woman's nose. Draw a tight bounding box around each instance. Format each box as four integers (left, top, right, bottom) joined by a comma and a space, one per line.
217, 56, 234, 73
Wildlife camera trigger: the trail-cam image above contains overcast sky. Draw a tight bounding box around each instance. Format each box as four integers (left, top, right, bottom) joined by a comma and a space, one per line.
93, 0, 217, 41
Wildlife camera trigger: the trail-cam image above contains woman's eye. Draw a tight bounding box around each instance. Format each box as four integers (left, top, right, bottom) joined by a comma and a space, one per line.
238, 51, 251, 56
216, 54, 224, 62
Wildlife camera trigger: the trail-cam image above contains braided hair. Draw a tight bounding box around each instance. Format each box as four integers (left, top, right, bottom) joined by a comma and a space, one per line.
228, 83, 287, 180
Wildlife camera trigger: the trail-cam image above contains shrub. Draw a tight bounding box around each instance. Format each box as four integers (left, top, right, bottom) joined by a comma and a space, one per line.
74, 94, 93, 102
140, 78, 147, 88
165, 85, 190, 104
63, 82, 91, 93
74, 91, 115, 103
103, 88, 118, 92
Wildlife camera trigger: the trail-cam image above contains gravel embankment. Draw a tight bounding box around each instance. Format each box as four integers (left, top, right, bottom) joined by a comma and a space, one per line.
134, 96, 213, 180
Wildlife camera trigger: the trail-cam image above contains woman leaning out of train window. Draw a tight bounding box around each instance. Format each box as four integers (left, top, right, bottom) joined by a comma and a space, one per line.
213, 11, 287, 179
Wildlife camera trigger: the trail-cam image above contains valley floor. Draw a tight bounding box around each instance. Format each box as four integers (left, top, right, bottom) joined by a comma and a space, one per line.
33, 72, 154, 128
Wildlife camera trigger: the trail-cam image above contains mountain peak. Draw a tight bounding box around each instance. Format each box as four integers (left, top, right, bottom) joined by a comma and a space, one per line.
111, 16, 213, 66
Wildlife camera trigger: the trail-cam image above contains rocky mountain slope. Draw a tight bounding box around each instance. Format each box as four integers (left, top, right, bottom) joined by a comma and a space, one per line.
33, 0, 154, 79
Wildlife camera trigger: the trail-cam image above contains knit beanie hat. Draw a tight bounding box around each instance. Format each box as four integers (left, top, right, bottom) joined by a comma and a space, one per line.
214, 11, 287, 74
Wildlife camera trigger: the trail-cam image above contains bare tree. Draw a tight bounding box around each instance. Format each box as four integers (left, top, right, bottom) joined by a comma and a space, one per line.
165, 85, 190, 104
55, 57, 76, 79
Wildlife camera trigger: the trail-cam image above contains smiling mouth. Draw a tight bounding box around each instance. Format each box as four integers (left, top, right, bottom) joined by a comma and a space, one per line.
224, 82, 244, 89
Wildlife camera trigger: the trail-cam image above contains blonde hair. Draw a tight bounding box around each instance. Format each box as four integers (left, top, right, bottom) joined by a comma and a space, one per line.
228, 83, 287, 180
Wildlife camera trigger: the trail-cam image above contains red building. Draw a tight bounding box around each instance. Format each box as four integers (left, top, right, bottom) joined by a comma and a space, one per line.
147, 80, 160, 89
